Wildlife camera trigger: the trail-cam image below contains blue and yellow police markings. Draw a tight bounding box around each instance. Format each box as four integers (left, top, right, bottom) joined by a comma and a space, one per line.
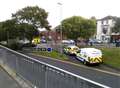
32, 37, 40, 45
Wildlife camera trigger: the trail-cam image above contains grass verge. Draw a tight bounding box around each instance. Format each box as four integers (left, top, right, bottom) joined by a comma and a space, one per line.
32, 47, 120, 69
32, 50, 69, 61
100, 47, 120, 69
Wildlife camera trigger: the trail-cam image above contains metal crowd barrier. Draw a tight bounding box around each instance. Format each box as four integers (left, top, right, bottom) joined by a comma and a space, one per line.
0, 45, 110, 88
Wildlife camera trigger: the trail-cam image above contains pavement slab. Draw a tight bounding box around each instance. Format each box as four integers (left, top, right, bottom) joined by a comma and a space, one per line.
0, 67, 21, 88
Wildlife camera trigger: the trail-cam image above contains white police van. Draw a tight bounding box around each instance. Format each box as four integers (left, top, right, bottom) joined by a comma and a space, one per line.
76, 48, 103, 65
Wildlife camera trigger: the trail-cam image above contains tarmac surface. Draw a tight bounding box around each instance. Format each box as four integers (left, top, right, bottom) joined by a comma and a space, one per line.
0, 45, 120, 88
26, 52, 120, 88
0, 67, 21, 88
19, 46, 120, 88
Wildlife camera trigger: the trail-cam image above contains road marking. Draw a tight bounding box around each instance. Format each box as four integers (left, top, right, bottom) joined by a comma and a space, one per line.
32, 53, 120, 77
23, 59, 34, 64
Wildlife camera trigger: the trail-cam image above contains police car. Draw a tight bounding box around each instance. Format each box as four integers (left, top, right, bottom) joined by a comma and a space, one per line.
63, 45, 79, 55
76, 48, 103, 65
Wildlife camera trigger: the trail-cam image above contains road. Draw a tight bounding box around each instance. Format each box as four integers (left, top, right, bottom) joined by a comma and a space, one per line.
0, 66, 21, 88
23, 52, 120, 88
67, 55, 120, 73
1, 44, 119, 88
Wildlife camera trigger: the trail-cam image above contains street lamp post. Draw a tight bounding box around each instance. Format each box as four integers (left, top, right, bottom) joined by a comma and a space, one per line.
57, 2, 63, 53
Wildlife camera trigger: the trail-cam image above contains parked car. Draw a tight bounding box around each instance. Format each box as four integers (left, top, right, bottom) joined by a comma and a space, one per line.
41, 39, 47, 43
88, 39, 102, 46
115, 39, 120, 47
18, 39, 30, 44
63, 45, 79, 55
76, 48, 103, 65
62, 40, 75, 45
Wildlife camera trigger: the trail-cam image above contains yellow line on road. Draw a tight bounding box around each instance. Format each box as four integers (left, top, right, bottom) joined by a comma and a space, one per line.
32, 53, 120, 77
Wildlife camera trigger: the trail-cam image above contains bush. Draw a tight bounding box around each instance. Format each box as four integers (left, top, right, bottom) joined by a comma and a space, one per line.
8, 43, 23, 50
22, 43, 36, 47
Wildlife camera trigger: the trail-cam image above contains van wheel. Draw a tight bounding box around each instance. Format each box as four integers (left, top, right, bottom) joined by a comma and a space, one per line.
83, 60, 87, 65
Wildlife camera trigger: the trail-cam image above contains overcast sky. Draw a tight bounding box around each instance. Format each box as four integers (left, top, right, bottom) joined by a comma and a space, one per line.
0, 0, 120, 28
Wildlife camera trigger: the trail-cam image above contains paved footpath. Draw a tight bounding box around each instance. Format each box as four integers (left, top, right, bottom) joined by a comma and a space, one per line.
0, 67, 21, 88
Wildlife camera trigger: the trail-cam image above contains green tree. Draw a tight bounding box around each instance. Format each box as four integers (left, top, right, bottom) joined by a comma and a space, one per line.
17, 23, 39, 43
0, 22, 7, 41
57, 16, 96, 40
12, 6, 51, 30
55, 25, 61, 33
112, 18, 120, 33
12, 6, 51, 43
2, 19, 18, 43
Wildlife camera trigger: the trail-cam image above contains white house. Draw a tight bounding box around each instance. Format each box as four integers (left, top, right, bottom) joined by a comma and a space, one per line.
96, 16, 118, 43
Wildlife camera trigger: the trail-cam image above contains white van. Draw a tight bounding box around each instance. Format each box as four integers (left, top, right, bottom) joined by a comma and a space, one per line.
76, 48, 103, 64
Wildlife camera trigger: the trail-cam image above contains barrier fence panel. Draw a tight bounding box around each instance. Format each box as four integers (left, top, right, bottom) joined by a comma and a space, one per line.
0, 45, 110, 88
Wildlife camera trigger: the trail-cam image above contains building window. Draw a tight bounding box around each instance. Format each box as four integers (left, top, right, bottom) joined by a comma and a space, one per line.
102, 28, 107, 34
101, 21, 104, 24
102, 36, 105, 41
106, 20, 108, 24
112, 20, 115, 24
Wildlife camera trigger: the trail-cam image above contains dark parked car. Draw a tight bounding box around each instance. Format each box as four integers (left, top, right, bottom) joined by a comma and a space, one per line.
41, 39, 47, 43
115, 40, 120, 47
88, 39, 102, 46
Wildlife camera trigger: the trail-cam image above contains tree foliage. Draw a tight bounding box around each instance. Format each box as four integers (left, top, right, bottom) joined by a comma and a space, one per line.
12, 6, 51, 30
2, 19, 18, 39
0, 6, 51, 43
17, 23, 39, 42
112, 18, 120, 33
0, 22, 7, 41
57, 16, 96, 40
